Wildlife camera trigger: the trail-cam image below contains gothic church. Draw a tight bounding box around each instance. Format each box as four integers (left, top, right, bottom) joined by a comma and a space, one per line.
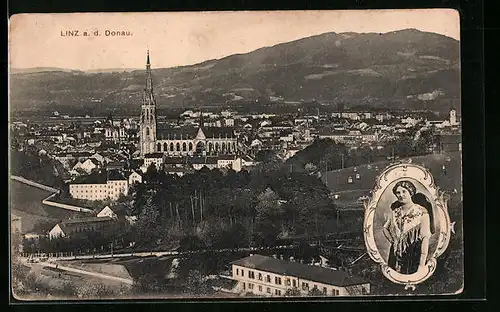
139, 52, 238, 157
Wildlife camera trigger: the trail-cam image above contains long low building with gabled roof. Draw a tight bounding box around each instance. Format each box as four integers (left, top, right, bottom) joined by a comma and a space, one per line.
230, 254, 370, 297
48, 216, 115, 239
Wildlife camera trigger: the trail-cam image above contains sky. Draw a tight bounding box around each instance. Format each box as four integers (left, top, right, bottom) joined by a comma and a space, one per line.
9, 10, 460, 71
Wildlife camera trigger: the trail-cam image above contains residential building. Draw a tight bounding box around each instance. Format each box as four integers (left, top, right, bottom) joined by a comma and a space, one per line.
128, 171, 143, 185
230, 254, 370, 297
143, 152, 165, 171
106, 161, 127, 171
224, 118, 235, 127
104, 114, 129, 143
187, 156, 218, 170
48, 216, 114, 239
97, 206, 118, 220
165, 166, 192, 177
449, 109, 460, 126
55, 151, 94, 169
72, 158, 99, 174
90, 152, 106, 164
217, 155, 237, 169
69, 170, 128, 201
232, 156, 256, 172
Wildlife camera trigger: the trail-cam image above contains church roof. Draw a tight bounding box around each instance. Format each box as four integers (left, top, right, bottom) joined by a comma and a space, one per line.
157, 127, 198, 140
156, 127, 235, 140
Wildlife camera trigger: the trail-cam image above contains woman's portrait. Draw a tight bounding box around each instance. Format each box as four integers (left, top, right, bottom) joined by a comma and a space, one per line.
382, 180, 434, 274
363, 163, 451, 286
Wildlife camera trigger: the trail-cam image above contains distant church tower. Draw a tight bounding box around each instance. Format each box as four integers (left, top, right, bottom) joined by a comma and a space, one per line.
449, 109, 458, 126
139, 50, 157, 156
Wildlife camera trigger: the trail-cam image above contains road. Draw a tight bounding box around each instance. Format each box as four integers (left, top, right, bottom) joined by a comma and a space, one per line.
22, 259, 133, 292
41, 261, 134, 284
20, 245, 297, 262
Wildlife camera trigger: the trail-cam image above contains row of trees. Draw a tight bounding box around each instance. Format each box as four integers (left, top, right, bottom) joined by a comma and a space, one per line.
129, 162, 338, 250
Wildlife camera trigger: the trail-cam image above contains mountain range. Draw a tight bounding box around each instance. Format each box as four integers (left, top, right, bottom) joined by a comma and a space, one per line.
9, 29, 461, 116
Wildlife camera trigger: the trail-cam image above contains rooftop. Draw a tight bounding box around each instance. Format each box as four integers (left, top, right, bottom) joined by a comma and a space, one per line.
57, 216, 114, 233
62, 216, 114, 225
144, 152, 165, 158
231, 254, 368, 287
187, 156, 219, 164
217, 154, 237, 160
107, 170, 127, 181
157, 127, 198, 140
71, 171, 107, 184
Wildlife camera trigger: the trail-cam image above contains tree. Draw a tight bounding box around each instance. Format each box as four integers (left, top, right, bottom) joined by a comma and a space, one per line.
304, 162, 318, 174
144, 163, 159, 183
184, 269, 212, 296
135, 196, 161, 246
179, 235, 205, 251
253, 187, 282, 246
196, 221, 225, 249
308, 285, 325, 297
285, 288, 302, 297
75, 282, 116, 299
133, 272, 165, 293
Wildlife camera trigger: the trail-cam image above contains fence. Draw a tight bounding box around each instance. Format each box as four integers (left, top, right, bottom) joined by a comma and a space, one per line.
20, 252, 74, 258
42, 194, 94, 213
12, 175, 93, 213
11, 175, 60, 194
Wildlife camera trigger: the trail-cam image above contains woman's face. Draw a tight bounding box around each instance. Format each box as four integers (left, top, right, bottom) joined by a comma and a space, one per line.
394, 186, 413, 205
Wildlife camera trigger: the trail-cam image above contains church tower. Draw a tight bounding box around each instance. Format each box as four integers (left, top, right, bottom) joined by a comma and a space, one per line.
139, 50, 157, 156
449, 109, 458, 126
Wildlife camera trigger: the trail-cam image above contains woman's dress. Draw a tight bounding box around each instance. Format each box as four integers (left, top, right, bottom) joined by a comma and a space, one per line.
383, 204, 432, 275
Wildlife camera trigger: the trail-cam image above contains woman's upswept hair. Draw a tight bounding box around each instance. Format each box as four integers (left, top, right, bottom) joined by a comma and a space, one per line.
392, 180, 417, 197
389, 180, 435, 234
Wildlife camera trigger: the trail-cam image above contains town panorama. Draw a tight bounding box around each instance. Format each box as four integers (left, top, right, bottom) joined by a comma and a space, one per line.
10, 43, 462, 299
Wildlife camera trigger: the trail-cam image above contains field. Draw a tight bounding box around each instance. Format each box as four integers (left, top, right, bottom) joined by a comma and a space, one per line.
57, 261, 133, 280
10, 179, 87, 233
322, 151, 462, 210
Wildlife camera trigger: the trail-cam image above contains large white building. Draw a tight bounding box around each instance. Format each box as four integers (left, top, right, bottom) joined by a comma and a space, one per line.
68, 170, 129, 201
230, 254, 370, 297
142, 152, 165, 172
103, 114, 129, 143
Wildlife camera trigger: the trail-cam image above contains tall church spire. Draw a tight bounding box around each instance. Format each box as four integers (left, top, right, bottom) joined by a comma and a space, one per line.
145, 50, 153, 92
140, 50, 157, 157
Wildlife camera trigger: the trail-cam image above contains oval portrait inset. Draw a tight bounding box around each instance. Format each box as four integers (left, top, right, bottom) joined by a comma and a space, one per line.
363, 162, 452, 286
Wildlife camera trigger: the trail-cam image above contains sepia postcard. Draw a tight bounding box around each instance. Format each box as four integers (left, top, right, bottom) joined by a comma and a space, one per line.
8, 10, 463, 301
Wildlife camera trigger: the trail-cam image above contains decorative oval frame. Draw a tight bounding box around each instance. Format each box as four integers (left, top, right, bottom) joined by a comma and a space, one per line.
363, 161, 452, 287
